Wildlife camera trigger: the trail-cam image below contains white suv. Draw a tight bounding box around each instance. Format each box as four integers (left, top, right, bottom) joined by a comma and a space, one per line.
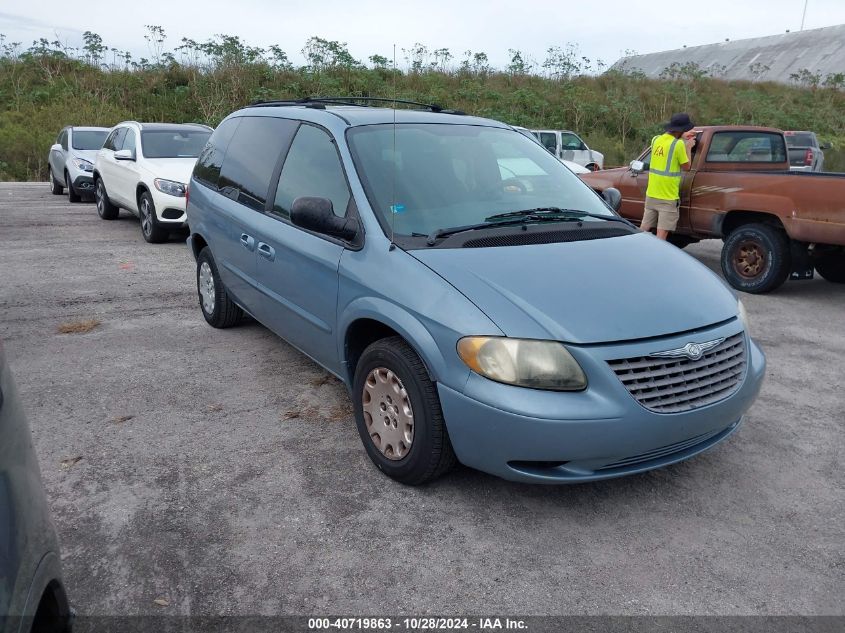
93, 121, 212, 242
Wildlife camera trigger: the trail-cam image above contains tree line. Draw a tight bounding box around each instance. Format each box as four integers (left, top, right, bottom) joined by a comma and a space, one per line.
1, 27, 843, 180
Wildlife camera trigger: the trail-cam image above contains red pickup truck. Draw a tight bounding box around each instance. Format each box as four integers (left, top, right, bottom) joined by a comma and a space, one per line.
581, 126, 845, 293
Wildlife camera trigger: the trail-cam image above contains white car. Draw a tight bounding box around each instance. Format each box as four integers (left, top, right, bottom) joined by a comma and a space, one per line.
528, 129, 604, 171
93, 121, 212, 243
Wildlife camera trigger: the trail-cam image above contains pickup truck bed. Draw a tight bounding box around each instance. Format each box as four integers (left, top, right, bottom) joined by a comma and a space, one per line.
581, 126, 845, 293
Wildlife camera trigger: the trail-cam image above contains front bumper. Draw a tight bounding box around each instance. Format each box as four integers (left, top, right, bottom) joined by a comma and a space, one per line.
438, 320, 765, 483
71, 174, 95, 192
149, 187, 187, 224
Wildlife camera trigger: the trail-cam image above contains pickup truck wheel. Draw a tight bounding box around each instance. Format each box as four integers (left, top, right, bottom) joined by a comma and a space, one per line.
49, 168, 64, 195
353, 336, 456, 485
65, 171, 82, 203
814, 251, 845, 283
197, 247, 243, 328
95, 178, 119, 220
721, 223, 790, 294
139, 192, 168, 243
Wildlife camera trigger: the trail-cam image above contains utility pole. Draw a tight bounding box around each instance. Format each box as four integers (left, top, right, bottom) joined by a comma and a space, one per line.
800, 0, 809, 31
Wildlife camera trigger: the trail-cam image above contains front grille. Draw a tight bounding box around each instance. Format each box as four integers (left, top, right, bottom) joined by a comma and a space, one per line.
462, 226, 633, 248
607, 333, 746, 413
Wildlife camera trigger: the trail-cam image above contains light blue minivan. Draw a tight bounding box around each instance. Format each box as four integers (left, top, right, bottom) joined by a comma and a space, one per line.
185, 98, 765, 485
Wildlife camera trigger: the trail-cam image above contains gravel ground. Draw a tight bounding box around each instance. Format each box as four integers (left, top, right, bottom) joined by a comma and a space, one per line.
0, 181, 842, 616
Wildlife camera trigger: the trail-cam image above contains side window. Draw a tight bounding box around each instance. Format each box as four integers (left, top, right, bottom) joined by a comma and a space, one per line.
108, 128, 127, 152
103, 130, 118, 151
706, 132, 787, 163
193, 118, 241, 189
272, 124, 351, 219
560, 132, 583, 150
218, 117, 297, 211
123, 129, 136, 155
59, 130, 69, 150
539, 132, 557, 154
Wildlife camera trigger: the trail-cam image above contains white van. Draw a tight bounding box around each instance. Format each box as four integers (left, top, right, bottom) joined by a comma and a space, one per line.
529, 129, 604, 171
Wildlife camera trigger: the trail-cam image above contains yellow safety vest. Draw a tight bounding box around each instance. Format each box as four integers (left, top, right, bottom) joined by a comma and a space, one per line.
646, 133, 688, 201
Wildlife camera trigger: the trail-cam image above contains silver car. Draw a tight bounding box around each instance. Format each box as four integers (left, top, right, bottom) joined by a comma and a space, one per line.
48, 126, 110, 202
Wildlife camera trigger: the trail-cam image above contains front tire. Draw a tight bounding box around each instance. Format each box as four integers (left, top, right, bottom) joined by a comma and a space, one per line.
65, 171, 81, 203
196, 247, 243, 328
139, 191, 168, 243
95, 178, 119, 220
814, 250, 845, 283
721, 223, 791, 294
49, 168, 64, 195
353, 336, 456, 485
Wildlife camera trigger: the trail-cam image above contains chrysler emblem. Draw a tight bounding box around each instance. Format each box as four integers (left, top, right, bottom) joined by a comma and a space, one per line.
649, 338, 725, 361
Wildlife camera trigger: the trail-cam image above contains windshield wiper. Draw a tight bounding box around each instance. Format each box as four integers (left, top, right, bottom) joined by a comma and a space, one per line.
425, 215, 579, 246
486, 207, 637, 228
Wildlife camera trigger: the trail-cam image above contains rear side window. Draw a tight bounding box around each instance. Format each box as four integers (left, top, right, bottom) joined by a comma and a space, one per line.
218, 117, 297, 211
539, 132, 557, 153
706, 131, 786, 163
272, 124, 351, 219
194, 118, 240, 189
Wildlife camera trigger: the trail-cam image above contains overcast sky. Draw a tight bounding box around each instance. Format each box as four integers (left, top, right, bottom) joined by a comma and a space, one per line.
2, 0, 845, 70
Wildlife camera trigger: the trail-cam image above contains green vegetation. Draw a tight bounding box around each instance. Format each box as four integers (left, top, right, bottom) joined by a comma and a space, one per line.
2, 29, 844, 180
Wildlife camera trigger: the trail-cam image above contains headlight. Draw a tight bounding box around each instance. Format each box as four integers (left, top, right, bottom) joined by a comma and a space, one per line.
457, 336, 587, 391
71, 158, 93, 172
737, 298, 750, 334
154, 178, 187, 197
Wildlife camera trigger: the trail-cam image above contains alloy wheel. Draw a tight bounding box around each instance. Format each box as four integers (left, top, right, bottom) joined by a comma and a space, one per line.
96, 182, 104, 215
361, 367, 414, 460
140, 198, 152, 237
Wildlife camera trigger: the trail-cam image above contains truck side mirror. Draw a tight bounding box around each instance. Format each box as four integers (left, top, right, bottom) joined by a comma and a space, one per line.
819, 141, 832, 150
629, 160, 646, 173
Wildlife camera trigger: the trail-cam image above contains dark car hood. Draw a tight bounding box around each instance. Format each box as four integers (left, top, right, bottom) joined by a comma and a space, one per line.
409, 232, 738, 344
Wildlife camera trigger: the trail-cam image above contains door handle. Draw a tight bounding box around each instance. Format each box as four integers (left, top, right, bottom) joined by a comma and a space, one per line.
240, 233, 255, 251
257, 242, 275, 261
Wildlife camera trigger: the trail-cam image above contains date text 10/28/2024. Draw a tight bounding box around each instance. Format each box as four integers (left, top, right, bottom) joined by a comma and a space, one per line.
308, 618, 528, 631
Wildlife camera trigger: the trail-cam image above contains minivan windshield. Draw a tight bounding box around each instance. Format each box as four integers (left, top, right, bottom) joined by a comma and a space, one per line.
347, 124, 613, 237
141, 130, 211, 158
72, 130, 108, 151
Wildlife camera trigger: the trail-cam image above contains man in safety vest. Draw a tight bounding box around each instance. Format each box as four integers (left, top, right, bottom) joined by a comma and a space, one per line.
641, 113, 697, 240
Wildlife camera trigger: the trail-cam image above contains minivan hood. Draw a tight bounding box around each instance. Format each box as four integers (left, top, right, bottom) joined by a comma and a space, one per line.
410, 232, 738, 344
141, 157, 198, 184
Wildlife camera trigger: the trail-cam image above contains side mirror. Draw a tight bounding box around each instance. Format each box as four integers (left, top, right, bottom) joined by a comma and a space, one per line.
114, 149, 135, 161
819, 141, 832, 150
629, 159, 646, 173
50, 143, 62, 152
291, 197, 358, 241
602, 187, 622, 212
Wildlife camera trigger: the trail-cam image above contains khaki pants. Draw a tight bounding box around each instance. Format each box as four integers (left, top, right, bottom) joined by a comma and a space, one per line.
643, 197, 680, 231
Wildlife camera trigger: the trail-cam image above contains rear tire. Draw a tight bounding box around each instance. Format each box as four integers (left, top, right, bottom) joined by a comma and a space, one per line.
353, 336, 456, 485
814, 250, 845, 283
721, 223, 791, 294
49, 168, 64, 195
65, 171, 81, 203
197, 247, 243, 328
139, 191, 168, 243
95, 178, 119, 220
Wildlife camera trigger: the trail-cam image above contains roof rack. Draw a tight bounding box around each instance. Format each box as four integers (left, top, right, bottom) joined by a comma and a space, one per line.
246, 96, 465, 115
